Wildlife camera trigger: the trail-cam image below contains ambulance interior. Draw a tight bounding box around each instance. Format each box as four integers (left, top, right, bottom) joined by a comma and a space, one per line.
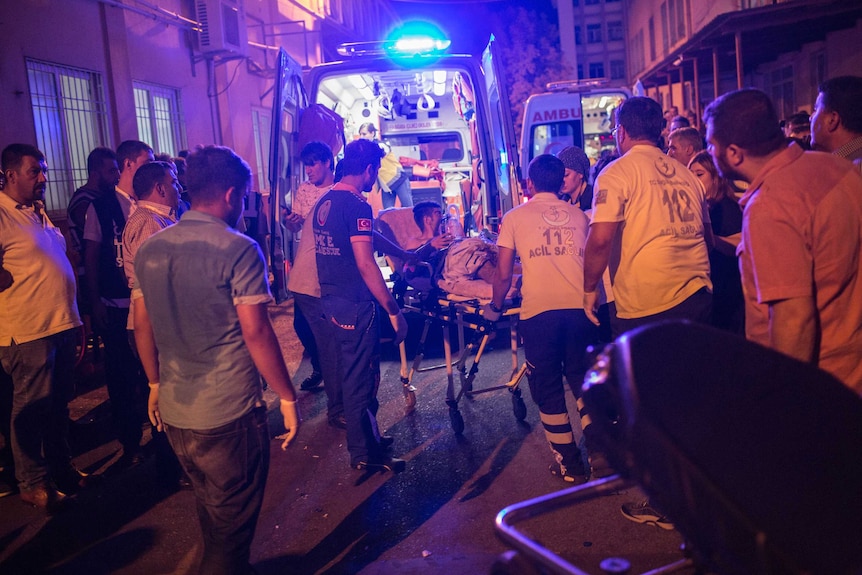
314, 67, 481, 228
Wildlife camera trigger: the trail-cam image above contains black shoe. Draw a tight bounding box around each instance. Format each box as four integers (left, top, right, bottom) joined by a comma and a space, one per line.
379, 436, 394, 449
53, 465, 98, 494
116, 449, 146, 469
549, 463, 587, 485
300, 371, 323, 390
352, 457, 406, 474
328, 415, 347, 429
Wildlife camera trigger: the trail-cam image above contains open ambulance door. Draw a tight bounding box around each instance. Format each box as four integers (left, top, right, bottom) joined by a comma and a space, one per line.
481, 34, 522, 229
268, 48, 305, 303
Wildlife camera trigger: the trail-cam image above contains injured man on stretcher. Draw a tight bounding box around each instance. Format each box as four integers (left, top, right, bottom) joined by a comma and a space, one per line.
376, 202, 520, 301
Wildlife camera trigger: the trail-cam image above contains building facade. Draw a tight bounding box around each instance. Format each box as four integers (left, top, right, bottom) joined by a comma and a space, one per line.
556, 0, 628, 87
624, 0, 862, 124
0, 0, 397, 219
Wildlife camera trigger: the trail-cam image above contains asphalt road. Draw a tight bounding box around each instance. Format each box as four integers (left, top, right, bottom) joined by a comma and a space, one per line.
0, 300, 694, 575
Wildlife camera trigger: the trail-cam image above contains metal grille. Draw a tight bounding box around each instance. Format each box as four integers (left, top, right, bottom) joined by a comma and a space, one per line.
133, 81, 186, 157
26, 59, 110, 215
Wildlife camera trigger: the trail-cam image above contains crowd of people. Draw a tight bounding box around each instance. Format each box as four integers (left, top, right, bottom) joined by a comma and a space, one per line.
1, 74, 862, 571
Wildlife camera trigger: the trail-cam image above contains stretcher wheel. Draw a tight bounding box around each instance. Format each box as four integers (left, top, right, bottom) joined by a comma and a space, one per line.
491, 550, 542, 575
448, 405, 465, 434
402, 381, 417, 414
512, 389, 527, 421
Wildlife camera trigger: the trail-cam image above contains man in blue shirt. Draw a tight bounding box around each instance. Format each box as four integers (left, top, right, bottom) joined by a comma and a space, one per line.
313, 139, 408, 473
133, 146, 300, 574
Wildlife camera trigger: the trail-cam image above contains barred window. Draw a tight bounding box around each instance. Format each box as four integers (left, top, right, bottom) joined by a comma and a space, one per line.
26, 59, 110, 214
133, 81, 185, 157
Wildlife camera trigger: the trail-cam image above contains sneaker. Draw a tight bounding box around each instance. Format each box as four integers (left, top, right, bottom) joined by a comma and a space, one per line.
352, 457, 406, 474
300, 371, 323, 390
620, 499, 675, 530
548, 463, 587, 485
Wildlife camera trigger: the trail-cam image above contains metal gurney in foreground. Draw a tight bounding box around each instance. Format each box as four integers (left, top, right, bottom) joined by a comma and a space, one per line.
495, 321, 862, 575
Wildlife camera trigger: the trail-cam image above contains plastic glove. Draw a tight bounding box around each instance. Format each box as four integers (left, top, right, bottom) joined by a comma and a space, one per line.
279, 399, 301, 449
148, 384, 163, 432
482, 303, 501, 322
583, 291, 600, 326
389, 312, 408, 345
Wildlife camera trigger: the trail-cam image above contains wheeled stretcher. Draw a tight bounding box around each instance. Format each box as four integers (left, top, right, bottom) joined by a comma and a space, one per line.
397, 291, 527, 433
375, 207, 528, 432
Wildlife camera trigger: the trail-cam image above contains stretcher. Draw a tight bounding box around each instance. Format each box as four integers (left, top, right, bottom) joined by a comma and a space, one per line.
375, 207, 528, 432
397, 291, 527, 433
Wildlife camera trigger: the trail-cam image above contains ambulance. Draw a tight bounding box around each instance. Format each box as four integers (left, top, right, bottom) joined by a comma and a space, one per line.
519, 80, 630, 169
266, 31, 522, 301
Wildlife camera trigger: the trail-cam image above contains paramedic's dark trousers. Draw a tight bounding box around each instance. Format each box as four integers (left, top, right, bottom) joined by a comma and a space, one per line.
520, 309, 597, 472
323, 296, 384, 466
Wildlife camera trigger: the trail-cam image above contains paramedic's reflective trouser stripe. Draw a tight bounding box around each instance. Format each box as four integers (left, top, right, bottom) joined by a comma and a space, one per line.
539, 410, 583, 475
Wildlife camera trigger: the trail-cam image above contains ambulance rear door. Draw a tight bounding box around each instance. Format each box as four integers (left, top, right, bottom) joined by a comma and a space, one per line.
520, 86, 628, 167
480, 34, 522, 228
268, 48, 305, 303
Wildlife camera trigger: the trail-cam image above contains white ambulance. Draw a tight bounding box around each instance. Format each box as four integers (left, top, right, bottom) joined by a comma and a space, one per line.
519, 80, 630, 169
266, 33, 522, 300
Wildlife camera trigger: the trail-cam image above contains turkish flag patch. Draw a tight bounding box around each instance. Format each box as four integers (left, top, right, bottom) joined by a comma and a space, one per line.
357, 218, 372, 232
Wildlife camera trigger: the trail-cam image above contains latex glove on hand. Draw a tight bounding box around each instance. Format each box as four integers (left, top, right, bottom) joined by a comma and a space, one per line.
279, 399, 301, 449
148, 384, 163, 432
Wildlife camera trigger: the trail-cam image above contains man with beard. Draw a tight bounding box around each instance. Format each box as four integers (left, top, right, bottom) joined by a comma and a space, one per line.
134, 146, 300, 573
67, 147, 120, 313
809, 75, 862, 165
312, 138, 408, 473
704, 88, 862, 395
1, 144, 83, 510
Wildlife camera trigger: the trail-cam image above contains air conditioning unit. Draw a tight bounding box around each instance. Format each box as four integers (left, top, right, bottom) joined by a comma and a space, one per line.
196, 0, 248, 56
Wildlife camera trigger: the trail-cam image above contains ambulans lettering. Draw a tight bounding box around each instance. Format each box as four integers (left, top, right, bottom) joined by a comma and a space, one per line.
531, 109, 581, 123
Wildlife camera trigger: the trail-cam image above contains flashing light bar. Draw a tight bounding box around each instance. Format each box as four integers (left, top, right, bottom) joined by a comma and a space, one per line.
337, 35, 451, 59
545, 79, 610, 93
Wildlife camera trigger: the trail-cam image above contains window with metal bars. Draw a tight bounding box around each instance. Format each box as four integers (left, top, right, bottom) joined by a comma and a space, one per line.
26, 59, 110, 214
133, 81, 186, 157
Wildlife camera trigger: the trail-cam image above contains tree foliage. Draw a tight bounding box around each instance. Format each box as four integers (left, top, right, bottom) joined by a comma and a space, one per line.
490, 5, 573, 141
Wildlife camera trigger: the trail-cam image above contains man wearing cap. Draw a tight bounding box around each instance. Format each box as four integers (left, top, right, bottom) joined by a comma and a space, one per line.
556, 146, 592, 210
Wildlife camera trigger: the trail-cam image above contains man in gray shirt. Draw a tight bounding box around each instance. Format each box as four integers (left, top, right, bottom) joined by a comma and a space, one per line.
134, 146, 300, 574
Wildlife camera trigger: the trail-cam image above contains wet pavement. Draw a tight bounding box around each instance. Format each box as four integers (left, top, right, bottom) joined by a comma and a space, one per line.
0, 300, 694, 574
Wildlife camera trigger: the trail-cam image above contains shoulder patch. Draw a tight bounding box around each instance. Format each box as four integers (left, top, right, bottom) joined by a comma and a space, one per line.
357, 218, 372, 232
316, 199, 331, 226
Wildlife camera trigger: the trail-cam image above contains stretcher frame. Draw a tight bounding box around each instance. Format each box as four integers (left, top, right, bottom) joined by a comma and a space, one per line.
396, 290, 528, 433
494, 475, 694, 575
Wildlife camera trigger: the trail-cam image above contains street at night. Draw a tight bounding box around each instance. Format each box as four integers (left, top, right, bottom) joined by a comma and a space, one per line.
0, 301, 691, 574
